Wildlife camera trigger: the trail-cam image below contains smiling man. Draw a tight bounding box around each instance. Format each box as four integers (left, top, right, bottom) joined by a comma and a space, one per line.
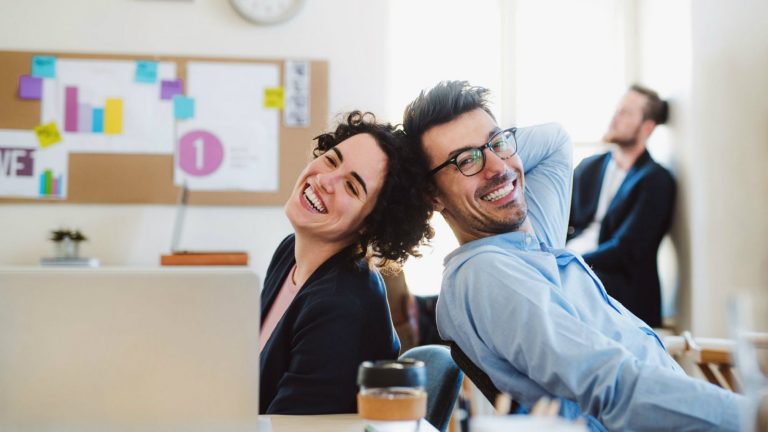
403, 81, 743, 431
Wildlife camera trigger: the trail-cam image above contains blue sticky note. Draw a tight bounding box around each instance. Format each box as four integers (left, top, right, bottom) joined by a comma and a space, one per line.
135, 60, 158, 83
31, 55, 56, 78
92, 108, 104, 133
173, 96, 195, 119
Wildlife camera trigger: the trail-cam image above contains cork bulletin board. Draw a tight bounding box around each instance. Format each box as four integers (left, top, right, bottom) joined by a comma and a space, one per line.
0, 50, 328, 205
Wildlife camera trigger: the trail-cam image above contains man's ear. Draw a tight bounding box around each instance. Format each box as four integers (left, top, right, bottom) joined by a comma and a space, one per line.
640, 119, 656, 139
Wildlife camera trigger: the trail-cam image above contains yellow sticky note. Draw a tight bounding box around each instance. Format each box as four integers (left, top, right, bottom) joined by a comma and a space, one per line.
264, 87, 285, 109
104, 98, 123, 134
34, 122, 62, 148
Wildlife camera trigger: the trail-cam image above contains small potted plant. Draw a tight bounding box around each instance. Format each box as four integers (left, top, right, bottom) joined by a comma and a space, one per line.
50, 228, 88, 259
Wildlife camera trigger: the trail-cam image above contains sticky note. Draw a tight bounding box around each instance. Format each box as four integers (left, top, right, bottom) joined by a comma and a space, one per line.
18, 75, 43, 100
104, 98, 124, 134
264, 87, 285, 109
160, 79, 183, 100
135, 60, 158, 83
31, 55, 56, 78
173, 96, 195, 119
34, 122, 63, 148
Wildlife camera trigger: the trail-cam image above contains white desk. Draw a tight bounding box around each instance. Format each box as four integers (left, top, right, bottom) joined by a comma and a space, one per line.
263, 414, 439, 432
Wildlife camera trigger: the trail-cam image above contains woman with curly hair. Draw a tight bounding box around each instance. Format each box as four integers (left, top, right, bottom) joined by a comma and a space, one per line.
259, 111, 433, 415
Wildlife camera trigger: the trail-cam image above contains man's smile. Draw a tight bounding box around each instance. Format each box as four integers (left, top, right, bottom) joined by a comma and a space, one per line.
480, 173, 519, 203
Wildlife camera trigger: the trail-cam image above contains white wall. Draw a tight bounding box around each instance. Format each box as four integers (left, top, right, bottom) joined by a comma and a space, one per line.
639, 0, 768, 336
635, 0, 692, 322
685, 0, 768, 336
0, 0, 391, 279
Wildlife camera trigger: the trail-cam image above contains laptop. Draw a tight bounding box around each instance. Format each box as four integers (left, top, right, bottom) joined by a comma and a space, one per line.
0, 267, 261, 432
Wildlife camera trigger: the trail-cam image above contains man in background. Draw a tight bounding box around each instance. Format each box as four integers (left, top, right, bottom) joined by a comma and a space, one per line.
567, 85, 675, 327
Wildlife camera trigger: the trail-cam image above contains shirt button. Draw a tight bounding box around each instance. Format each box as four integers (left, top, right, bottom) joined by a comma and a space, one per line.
525, 235, 532, 245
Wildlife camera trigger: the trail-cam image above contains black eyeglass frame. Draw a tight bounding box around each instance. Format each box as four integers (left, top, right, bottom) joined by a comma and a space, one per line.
427, 127, 518, 177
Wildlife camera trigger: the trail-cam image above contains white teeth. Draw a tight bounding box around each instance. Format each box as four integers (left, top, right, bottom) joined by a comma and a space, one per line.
303, 186, 326, 213
481, 182, 515, 202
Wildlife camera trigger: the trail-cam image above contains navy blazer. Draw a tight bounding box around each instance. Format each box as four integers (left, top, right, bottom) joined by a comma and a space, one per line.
568, 150, 675, 327
259, 235, 400, 414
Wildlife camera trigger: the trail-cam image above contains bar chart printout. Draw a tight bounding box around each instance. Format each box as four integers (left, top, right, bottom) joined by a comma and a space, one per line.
40, 59, 177, 154
63, 86, 123, 135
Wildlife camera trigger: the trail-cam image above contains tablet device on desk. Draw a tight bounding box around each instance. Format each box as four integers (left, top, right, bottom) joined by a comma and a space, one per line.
0, 267, 261, 432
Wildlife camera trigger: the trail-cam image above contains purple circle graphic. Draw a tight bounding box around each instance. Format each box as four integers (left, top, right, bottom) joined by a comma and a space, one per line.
178, 130, 224, 176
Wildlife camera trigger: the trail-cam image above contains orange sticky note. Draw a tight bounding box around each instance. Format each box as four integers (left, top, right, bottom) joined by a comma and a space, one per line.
34, 122, 63, 148
264, 87, 285, 109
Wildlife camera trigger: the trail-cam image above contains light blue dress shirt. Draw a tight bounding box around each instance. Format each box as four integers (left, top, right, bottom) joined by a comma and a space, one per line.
435, 123, 744, 431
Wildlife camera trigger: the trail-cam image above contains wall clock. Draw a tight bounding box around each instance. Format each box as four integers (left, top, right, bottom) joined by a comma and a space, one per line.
229, 0, 305, 25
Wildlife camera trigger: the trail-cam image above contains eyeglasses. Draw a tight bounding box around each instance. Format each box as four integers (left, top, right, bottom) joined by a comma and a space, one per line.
428, 127, 518, 177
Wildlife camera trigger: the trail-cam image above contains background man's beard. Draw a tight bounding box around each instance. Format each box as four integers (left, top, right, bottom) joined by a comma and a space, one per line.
611, 137, 639, 148
604, 125, 642, 149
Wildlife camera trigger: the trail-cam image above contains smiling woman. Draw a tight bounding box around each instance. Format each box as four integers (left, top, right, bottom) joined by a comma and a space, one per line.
259, 111, 434, 415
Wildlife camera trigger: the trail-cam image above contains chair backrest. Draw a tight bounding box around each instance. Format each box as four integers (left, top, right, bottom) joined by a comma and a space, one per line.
448, 341, 500, 403
448, 341, 521, 414
399, 345, 463, 432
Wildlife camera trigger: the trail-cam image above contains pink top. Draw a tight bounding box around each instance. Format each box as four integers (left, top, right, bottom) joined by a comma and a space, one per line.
260, 264, 300, 352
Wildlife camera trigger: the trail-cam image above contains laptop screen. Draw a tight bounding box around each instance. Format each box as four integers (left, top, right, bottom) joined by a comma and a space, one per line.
0, 267, 261, 431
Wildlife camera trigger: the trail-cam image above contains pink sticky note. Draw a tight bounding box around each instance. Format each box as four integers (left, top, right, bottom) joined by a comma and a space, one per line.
161, 79, 183, 100
18, 75, 43, 100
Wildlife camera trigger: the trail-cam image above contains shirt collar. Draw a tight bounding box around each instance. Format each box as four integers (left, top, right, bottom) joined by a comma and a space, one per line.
444, 231, 542, 265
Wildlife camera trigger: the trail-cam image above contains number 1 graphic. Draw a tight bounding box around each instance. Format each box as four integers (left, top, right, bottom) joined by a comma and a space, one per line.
178, 130, 224, 176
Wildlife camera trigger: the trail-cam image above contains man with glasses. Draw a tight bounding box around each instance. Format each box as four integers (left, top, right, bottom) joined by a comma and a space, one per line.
567, 84, 675, 328
403, 81, 743, 431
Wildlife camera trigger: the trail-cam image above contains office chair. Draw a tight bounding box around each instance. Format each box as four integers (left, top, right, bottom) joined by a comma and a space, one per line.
399, 345, 463, 432
664, 331, 768, 392
449, 341, 523, 415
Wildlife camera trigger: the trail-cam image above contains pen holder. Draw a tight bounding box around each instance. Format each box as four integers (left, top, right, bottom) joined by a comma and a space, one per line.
357, 359, 427, 421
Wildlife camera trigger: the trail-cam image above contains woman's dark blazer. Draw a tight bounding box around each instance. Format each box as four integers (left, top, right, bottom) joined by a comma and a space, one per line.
259, 234, 400, 414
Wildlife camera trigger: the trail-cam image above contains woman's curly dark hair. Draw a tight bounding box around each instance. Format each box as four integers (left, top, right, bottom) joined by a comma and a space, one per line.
313, 111, 434, 271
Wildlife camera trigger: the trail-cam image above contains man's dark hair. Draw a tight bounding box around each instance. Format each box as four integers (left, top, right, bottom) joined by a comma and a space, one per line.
312, 111, 434, 270
630, 84, 669, 125
403, 80, 495, 144
402, 80, 495, 195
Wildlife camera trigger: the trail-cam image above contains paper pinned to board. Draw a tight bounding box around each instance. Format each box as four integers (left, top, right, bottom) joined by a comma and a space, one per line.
174, 61, 279, 192
0, 129, 68, 198
283, 60, 310, 127
40, 58, 177, 154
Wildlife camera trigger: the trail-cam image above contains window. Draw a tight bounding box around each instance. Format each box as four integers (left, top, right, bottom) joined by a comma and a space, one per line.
389, 0, 635, 296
